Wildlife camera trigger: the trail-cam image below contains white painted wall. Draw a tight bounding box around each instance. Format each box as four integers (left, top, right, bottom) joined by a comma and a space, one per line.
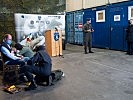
66, 0, 83, 12
66, 0, 129, 12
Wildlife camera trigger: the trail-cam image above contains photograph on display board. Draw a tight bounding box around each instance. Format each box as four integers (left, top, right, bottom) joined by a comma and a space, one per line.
14, 13, 65, 50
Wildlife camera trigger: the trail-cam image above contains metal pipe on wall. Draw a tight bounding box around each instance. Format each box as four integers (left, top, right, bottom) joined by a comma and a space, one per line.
108, 0, 110, 4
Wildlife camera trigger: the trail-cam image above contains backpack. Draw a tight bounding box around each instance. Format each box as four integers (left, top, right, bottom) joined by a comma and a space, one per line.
51, 69, 64, 84
34, 69, 64, 86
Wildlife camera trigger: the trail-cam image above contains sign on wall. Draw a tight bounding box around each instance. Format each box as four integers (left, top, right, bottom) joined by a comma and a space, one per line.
14, 13, 65, 49
128, 6, 133, 20
114, 15, 120, 21
96, 10, 105, 22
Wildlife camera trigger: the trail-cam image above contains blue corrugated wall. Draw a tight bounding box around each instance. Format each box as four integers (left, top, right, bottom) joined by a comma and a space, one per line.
66, 1, 133, 51
66, 12, 75, 43
74, 11, 83, 45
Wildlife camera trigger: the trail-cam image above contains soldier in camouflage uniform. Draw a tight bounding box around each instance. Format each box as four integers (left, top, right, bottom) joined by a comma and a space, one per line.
83, 18, 94, 54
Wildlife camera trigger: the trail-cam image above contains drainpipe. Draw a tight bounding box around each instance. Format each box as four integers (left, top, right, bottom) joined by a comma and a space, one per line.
82, 0, 83, 9
107, 0, 110, 4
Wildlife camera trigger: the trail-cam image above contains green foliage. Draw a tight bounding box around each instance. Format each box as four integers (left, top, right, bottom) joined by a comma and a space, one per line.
0, 0, 66, 42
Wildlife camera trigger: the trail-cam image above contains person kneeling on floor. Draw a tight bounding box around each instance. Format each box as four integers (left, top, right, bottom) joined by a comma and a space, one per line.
22, 45, 52, 91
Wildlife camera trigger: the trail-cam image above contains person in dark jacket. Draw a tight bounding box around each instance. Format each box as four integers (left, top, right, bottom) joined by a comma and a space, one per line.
126, 19, 133, 55
22, 45, 52, 91
83, 18, 94, 54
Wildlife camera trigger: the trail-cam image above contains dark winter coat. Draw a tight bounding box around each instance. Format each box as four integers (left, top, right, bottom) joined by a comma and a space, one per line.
27, 45, 52, 76
126, 25, 133, 43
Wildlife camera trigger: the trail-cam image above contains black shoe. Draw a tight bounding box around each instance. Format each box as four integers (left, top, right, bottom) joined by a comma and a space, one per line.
19, 75, 28, 83
24, 84, 37, 91
89, 51, 94, 53
34, 76, 44, 84
126, 52, 129, 55
84, 52, 88, 54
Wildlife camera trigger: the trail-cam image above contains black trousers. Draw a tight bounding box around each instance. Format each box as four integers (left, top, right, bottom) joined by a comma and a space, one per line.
21, 64, 52, 82
127, 42, 133, 55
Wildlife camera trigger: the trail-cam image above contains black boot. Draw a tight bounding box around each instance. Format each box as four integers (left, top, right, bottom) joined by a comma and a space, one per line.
89, 48, 94, 53
89, 51, 94, 53
85, 52, 88, 54
19, 75, 28, 83
25, 79, 37, 91
84, 46, 88, 54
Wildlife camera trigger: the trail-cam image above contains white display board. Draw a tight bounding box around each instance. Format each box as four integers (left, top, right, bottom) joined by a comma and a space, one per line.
14, 13, 65, 49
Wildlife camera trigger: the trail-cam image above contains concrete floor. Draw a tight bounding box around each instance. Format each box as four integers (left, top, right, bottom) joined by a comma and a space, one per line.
0, 44, 133, 100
